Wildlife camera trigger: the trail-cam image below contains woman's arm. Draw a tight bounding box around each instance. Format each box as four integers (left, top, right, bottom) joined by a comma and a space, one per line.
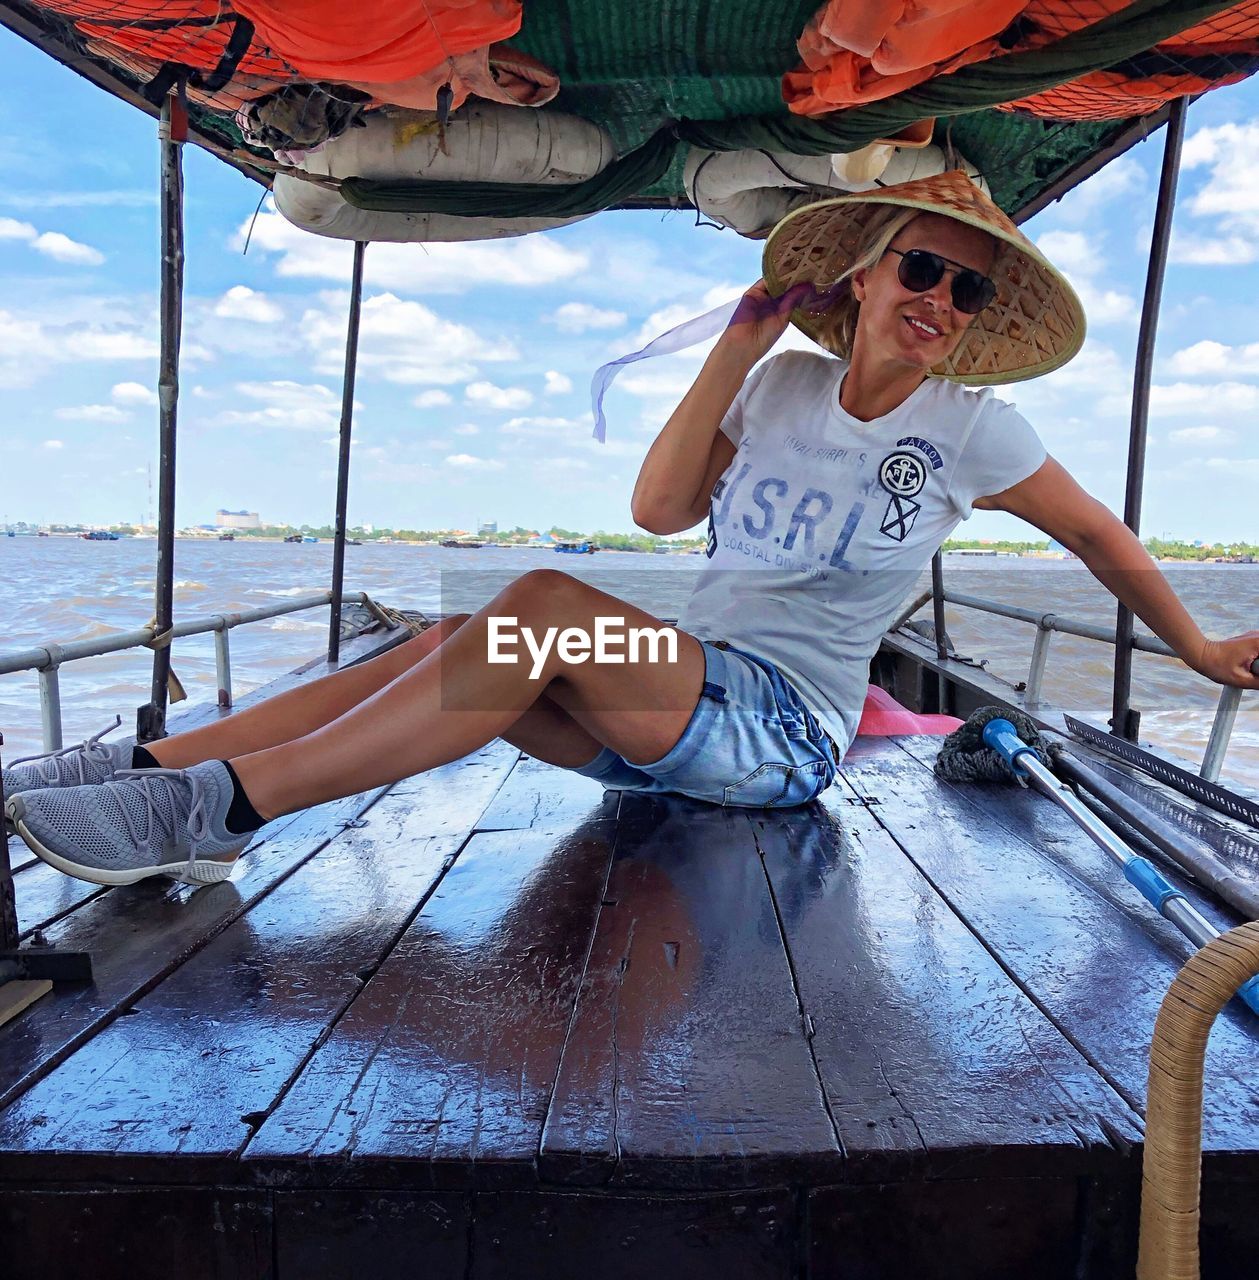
630, 340, 753, 534
631, 280, 817, 535
975, 456, 1259, 688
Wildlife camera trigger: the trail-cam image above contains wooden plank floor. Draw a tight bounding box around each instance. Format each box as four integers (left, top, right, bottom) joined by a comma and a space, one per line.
3, 724, 1258, 1279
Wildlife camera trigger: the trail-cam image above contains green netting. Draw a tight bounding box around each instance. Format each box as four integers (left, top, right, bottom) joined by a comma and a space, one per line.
341, 0, 1241, 219
510, 0, 822, 155
944, 112, 1124, 213
15, 0, 1254, 219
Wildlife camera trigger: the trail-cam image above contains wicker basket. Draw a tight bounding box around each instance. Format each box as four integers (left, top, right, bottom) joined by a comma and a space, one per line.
1137, 919, 1259, 1279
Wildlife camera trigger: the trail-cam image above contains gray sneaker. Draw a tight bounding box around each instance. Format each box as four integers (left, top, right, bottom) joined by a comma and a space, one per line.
6, 760, 248, 887
2, 716, 133, 800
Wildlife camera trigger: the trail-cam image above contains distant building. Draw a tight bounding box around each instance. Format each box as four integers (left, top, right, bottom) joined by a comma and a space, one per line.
216, 508, 261, 530
477, 520, 498, 535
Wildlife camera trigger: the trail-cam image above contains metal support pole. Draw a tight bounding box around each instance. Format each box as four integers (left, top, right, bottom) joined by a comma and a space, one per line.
930, 551, 949, 712
1025, 619, 1055, 707
213, 621, 233, 709
38, 667, 63, 753
328, 240, 367, 665
138, 88, 186, 743
1111, 97, 1186, 743
1200, 685, 1242, 783
0, 732, 17, 952
930, 552, 948, 661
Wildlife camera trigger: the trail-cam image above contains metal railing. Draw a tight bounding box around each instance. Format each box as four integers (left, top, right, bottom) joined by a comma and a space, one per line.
922, 587, 1249, 785
0, 590, 384, 753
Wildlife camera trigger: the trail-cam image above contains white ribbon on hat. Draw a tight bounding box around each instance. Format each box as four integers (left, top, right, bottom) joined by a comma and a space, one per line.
588, 297, 742, 443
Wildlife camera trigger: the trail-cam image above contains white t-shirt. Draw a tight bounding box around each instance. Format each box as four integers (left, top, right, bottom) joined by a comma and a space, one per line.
676, 350, 1048, 753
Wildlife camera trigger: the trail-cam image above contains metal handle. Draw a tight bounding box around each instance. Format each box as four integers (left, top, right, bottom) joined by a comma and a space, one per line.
981, 718, 1039, 778
983, 718, 1259, 1019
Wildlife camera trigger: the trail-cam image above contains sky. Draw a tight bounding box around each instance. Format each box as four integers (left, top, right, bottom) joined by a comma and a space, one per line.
1, 32, 1258, 541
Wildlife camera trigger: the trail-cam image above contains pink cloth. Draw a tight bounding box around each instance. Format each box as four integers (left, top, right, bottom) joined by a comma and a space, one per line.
856, 684, 962, 736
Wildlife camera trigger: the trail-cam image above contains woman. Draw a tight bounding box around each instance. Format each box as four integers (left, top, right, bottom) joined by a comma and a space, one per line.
7, 172, 1258, 886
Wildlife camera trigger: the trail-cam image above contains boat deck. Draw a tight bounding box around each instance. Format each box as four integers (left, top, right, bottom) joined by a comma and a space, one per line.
2, 661, 1258, 1278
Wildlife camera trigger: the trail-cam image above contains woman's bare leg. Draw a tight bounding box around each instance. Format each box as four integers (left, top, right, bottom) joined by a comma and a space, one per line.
147, 616, 467, 769
232, 569, 705, 820
147, 610, 607, 773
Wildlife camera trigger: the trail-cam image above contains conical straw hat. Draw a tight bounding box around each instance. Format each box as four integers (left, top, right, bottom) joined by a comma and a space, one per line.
761, 169, 1086, 385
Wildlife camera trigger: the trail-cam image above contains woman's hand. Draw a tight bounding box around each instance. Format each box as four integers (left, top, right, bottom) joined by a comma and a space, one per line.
722, 278, 838, 362
1192, 632, 1259, 688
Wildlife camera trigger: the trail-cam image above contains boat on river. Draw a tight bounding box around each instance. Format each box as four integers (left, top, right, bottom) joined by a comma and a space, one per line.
554, 539, 596, 554
1, 5, 1257, 1278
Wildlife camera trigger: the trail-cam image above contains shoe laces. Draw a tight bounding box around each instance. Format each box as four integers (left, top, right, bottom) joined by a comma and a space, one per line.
9, 715, 124, 784
112, 766, 210, 857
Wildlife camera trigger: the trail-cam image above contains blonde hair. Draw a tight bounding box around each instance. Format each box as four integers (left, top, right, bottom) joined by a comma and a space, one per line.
812, 205, 921, 360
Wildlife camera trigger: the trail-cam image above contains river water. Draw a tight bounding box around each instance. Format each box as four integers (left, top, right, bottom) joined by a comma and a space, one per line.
1, 537, 1255, 785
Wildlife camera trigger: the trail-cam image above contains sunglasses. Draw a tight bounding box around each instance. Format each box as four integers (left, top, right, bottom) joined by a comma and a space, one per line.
884, 247, 997, 315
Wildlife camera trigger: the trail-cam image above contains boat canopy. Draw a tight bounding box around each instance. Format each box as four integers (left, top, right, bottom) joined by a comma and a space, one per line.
4, 0, 1258, 223
3, 0, 1256, 740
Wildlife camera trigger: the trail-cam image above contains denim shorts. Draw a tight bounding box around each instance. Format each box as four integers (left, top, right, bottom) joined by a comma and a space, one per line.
569, 639, 841, 808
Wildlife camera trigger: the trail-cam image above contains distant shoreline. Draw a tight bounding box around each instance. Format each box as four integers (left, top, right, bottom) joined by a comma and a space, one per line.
6, 530, 1255, 563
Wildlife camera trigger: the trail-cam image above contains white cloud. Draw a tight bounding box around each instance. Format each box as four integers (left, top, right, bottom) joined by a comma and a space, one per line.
112, 381, 158, 406
1149, 381, 1259, 415
1171, 121, 1259, 264
1095, 373, 1259, 419
499, 413, 640, 458
466, 380, 533, 410
0, 216, 36, 241
301, 290, 515, 385
66, 330, 159, 360
547, 301, 626, 333
55, 403, 129, 423
0, 217, 104, 265
1168, 233, 1258, 266
31, 231, 104, 266
501, 415, 583, 433
0, 306, 160, 388
1036, 229, 1135, 325
629, 283, 746, 348
1036, 230, 1101, 279
1168, 425, 1237, 444
244, 206, 588, 293
1166, 339, 1259, 378
217, 380, 348, 431
42, 439, 64, 449
445, 453, 504, 470
1204, 456, 1259, 475
544, 369, 573, 395
1077, 284, 1137, 325
412, 389, 453, 409
2, 189, 153, 210
1012, 340, 1131, 425
617, 369, 699, 399
214, 285, 282, 323
1049, 157, 1143, 225
453, 423, 480, 435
